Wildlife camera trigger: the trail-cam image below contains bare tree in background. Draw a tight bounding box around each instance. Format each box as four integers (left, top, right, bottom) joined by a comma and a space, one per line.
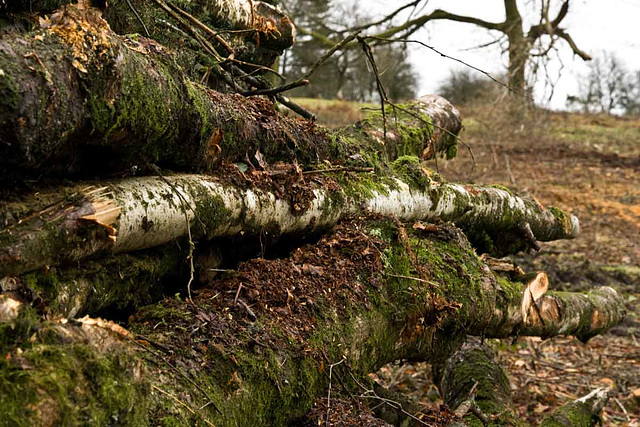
567, 52, 640, 115
291, 0, 591, 98
281, 0, 418, 101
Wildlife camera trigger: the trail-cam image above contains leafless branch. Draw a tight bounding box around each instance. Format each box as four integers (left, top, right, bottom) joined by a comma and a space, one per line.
366, 36, 532, 101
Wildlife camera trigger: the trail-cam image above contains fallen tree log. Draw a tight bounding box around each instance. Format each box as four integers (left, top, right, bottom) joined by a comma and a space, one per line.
0, 244, 191, 318
0, 217, 626, 425
434, 343, 609, 426
0, 162, 579, 277
1, 0, 295, 67
540, 388, 609, 427
434, 342, 520, 425
0, 3, 461, 181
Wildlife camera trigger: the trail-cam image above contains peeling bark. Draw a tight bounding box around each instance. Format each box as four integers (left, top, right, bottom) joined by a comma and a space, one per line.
0, 218, 625, 426
0, 168, 579, 277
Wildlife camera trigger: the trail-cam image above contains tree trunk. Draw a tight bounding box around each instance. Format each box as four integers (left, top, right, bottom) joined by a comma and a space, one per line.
0, 217, 625, 426
435, 342, 609, 426
0, 3, 461, 181
504, 0, 529, 96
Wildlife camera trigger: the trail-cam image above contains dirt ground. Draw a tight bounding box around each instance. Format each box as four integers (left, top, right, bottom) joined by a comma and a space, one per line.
298, 98, 640, 425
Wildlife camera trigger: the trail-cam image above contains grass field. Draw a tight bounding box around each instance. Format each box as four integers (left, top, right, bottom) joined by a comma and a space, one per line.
292, 97, 640, 425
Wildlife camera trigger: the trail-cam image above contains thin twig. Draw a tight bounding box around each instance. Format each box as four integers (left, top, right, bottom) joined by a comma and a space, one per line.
131, 337, 221, 415
148, 165, 199, 304
245, 30, 361, 97
366, 36, 533, 102
325, 357, 345, 426
358, 36, 388, 143
388, 102, 476, 171
385, 273, 438, 286
504, 154, 516, 186
152, 385, 216, 426
303, 166, 374, 174
124, 0, 150, 37
267, 166, 374, 177
164, 0, 234, 55
154, 0, 315, 120
358, 394, 430, 426
347, 0, 421, 33
236, 298, 257, 321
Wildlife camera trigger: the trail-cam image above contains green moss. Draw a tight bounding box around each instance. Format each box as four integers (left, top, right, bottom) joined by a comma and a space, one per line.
391, 155, 434, 190
539, 402, 600, 426
548, 206, 567, 222
0, 330, 149, 426
192, 189, 233, 239
0, 68, 20, 110
19, 246, 186, 317
0, 305, 41, 355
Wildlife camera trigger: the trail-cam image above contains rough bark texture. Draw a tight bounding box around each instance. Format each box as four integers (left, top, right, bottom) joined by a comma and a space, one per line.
0, 166, 579, 277
0, 244, 191, 318
434, 343, 608, 427
0, 4, 461, 181
0, 0, 295, 67
540, 388, 609, 427
434, 342, 521, 426
0, 218, 624, 426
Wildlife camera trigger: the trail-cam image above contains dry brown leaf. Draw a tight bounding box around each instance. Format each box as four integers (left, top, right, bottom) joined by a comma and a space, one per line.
75, 315, 131, 338
254, 149, 268, 170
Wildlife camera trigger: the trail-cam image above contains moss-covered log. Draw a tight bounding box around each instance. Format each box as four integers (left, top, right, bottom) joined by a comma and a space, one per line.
0, 3, 461, 181
540, 388, 609, 427
0, 243, 192, 318
0, 217, 625, 426
434, 342, 521, 426
1, 0, 295, 67
0, 163, 579, 277
434, 343, 608, 427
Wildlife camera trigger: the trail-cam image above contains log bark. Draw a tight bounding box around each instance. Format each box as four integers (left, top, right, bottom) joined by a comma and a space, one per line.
540, 388, 609, 427
1, 0, 295, 67
0, 3, 461, 181
0, 244, 191, 318
0, 167, 579, 277
0, 217, 625, 426
434, 342, 521, 425
434, 343, 608, 426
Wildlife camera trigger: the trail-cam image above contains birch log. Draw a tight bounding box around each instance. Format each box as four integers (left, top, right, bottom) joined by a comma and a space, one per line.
0, 167, 579, 277
0, 0, 295, 66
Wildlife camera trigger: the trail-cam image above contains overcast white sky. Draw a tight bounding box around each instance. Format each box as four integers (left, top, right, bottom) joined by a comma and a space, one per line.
362, 0, 640, 109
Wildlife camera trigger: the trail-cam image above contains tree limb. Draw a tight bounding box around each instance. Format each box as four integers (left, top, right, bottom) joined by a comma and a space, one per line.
555, 28, 592, 60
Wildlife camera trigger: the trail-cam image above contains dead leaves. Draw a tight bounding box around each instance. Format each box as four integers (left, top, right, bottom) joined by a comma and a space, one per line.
39, 0, 112, 74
